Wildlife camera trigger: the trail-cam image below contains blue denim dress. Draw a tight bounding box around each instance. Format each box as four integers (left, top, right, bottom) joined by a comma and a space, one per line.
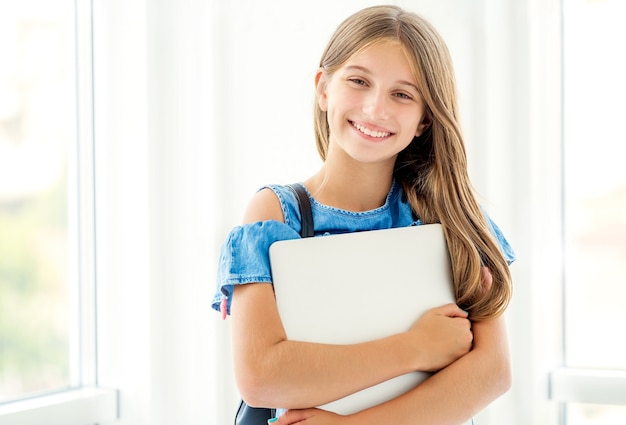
211, 180, 515, 315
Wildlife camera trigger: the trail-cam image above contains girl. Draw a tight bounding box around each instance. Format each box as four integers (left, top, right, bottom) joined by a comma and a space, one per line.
212, 5, 515, 424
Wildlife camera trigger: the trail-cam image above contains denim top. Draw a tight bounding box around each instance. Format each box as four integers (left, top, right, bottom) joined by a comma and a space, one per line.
211, 181, 515, 315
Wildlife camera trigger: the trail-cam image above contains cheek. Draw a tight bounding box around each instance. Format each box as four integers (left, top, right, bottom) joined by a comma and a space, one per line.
327, 85, 361, 111
402, 114, 423, 135
411, 107, 429, 131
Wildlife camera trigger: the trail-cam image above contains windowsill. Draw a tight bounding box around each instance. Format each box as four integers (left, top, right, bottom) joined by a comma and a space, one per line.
550, 367, 626, 406
0, 387, 118, 425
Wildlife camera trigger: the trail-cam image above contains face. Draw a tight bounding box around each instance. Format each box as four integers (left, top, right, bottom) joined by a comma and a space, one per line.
317, 41, 429, 167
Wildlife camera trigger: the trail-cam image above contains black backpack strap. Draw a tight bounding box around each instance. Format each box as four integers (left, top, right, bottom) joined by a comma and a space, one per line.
234, 399, 275, 425
286, 183, 314, 238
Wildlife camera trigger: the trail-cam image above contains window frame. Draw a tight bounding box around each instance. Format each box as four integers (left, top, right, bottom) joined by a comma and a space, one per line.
551, 368, 626, 406
0, 0, 118, 422
0, 388, 117, 425
546, 0, 626, 416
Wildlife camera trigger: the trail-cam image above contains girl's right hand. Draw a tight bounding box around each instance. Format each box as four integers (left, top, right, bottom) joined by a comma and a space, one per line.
407, 303, 473, 371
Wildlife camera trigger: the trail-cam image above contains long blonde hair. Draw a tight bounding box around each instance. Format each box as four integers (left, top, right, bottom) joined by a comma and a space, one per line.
314, 5, 512, 321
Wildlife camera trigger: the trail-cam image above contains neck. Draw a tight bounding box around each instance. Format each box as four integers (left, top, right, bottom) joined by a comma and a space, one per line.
304, 162, 395, 212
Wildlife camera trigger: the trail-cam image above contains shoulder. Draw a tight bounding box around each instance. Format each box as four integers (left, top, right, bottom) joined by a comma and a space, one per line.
242, 187, 285, 224
241, 183, 303, 226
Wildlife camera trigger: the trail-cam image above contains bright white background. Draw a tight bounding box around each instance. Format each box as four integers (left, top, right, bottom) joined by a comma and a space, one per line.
93, 0, 563, 424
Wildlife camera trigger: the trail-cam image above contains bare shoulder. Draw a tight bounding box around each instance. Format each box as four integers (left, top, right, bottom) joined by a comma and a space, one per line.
241, 187, 285, 224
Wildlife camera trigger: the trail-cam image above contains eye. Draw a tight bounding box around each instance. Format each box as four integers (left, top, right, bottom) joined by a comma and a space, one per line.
393, 92, 413, 101
348, 78, 368, 86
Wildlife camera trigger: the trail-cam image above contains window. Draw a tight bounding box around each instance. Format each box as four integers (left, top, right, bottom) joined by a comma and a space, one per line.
563, 0, 626, 372
0, 2, 116, 423
555, 0, 626, 422
0, 0, 81, 402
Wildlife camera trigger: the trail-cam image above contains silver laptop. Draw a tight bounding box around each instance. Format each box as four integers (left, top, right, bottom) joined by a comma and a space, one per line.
270, 223, 462, 416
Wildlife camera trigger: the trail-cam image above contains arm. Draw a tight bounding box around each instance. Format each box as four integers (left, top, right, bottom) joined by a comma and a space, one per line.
275, 314, 511, 425
274, 267, 511, 425
230, 189, 473, 409
350, 314, 511, 425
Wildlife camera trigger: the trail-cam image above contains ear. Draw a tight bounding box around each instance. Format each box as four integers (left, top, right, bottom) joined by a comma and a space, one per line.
415, 113, 432, 137
315, 68, 328, 112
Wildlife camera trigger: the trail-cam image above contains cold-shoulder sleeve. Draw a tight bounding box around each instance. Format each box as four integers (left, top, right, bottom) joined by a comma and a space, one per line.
212, 220, 300, 315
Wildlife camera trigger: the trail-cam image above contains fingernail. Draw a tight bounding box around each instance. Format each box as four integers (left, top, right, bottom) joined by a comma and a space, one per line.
268, 418, 278, 423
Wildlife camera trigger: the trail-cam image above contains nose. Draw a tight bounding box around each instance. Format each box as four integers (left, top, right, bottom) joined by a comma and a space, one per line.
362, 89, 389, 120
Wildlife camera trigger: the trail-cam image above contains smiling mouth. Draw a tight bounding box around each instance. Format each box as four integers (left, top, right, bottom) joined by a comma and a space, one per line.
351, 121, 393, 138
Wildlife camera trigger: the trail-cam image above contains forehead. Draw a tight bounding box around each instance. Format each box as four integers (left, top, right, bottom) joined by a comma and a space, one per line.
339, 40, 418, 85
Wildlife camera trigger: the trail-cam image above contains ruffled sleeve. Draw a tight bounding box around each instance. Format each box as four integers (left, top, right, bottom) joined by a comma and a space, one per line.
211, 220, 300, 316
485, 215, 516, 265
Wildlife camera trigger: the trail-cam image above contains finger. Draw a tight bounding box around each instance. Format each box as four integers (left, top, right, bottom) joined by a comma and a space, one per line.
435, 303, 468, 318
275, 409, 314, 424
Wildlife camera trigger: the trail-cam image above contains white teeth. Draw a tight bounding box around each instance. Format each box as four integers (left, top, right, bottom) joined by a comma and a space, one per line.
353, 122, 390, 138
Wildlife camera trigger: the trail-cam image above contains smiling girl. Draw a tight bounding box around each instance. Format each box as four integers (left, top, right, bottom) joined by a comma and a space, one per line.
213, 5, 515, 425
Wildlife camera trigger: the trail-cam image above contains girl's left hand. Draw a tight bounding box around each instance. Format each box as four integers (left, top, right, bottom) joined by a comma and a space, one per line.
271, 408, 350, 425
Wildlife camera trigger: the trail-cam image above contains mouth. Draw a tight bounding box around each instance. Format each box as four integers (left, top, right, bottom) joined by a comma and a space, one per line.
350, 121, 394, 139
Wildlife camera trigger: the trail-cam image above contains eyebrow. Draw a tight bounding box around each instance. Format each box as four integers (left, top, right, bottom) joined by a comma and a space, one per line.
343, 65, 420, 93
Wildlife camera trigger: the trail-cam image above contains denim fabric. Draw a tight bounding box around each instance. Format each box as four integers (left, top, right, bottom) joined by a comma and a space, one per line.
211, 181, 516, 315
